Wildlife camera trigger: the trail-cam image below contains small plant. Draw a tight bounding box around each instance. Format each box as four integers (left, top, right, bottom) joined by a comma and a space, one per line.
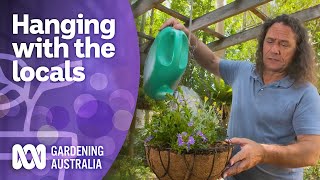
303, 161, 320, 180
144, 89, 226, 154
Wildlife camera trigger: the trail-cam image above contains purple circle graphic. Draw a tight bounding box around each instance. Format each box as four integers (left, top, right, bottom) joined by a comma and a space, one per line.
74, 94, 98, 118
113, 110, 133, 131
109, 89, 135, 112
90, 73, 108, 90
30, 106, 53, 131
94, 136, 116, 157
76, 101, 114, 138
33, 106, 53, 121
37, 125, 59, 145
47, 106, 70, 130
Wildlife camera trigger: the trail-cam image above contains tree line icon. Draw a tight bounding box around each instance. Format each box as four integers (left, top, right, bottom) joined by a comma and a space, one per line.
0, 53, 79, 180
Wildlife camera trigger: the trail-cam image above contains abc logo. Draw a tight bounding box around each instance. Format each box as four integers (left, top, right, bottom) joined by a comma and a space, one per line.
12, 144, 46, 170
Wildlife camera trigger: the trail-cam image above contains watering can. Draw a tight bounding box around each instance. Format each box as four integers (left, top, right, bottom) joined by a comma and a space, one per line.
143, 27, 189, 100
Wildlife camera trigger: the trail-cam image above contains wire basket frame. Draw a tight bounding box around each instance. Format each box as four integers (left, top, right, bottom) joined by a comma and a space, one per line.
145, 142, 233, 180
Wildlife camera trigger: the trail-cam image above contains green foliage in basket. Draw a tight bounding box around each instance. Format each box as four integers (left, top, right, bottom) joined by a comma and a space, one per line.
145, 90, 226, 154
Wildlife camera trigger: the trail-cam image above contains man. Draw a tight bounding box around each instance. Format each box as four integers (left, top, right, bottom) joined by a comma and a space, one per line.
160, 14, 320, 180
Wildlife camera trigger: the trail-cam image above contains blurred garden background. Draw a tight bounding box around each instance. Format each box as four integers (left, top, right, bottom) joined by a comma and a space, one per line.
104, 0, 320, 179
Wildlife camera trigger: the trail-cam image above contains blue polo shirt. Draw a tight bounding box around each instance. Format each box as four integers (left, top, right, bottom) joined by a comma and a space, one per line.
219, 59, 320, 180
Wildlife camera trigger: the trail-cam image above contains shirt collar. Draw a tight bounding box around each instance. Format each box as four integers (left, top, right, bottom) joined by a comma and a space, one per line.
250, 66, 295, 88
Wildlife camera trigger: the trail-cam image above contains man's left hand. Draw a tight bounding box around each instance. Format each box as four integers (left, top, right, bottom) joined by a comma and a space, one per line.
223, 138, 265, 178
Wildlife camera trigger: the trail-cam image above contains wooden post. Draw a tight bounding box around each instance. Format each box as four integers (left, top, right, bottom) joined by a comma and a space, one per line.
128, 110, 137, 156
214, 0, 226, 58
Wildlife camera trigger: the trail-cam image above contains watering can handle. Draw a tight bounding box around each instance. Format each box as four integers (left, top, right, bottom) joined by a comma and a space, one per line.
173, 30, 182, 67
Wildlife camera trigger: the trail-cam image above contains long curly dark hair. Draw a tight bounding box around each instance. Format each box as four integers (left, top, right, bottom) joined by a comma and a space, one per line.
255, 14, 317, 85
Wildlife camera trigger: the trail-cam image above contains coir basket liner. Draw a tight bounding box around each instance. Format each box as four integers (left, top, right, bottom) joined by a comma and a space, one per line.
145, 142, 233, 180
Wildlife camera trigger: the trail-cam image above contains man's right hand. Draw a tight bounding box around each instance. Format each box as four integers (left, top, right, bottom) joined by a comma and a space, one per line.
159, 17, 221, 77
159, 18, 189, 35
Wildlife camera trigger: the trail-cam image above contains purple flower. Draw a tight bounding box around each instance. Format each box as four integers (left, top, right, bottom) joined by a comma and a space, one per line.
181, 132, 187, 136
177, 134, 185, 146
185, 136, 195, 152
188, 136, 195, 145
188, 121, 194, 127
196, 131, 203, 136
145, 136, 153, 143
202, 137, 207, 142
197, 131, 207, 142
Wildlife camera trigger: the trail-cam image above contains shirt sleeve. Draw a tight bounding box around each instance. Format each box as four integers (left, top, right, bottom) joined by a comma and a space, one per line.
219, 59, 248, 86
293, 85, 320, 135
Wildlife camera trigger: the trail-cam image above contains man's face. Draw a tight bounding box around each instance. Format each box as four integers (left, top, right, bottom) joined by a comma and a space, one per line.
262, 22, 297, 73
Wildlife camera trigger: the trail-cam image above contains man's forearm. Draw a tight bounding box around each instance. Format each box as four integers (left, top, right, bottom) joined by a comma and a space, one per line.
188, 33, 221, 76
223, 136, 320, 178
262, 136, 320, 167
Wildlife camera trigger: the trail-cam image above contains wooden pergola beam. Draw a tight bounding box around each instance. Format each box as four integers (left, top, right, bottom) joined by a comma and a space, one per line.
207, 4, 320, 52
155, 4, 224, 39
138, 32, 154, 41
202, 28, 225, 39
155, 4, 188, 22
132, 0, 165, 18
189, 0, 272, 32
250, 8, 268, 21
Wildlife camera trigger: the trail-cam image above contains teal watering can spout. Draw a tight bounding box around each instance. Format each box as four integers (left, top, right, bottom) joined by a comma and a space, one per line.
143, 27, 189, 100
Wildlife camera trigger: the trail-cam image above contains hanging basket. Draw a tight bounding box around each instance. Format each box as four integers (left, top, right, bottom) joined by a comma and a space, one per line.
145, 142, 233, 180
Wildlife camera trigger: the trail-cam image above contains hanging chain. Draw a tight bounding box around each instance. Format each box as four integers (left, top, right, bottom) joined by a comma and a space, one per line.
187, 0, 198, 60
